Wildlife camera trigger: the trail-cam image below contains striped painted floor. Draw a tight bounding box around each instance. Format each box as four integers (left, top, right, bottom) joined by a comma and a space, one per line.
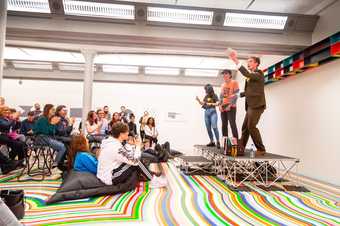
0, 162, 339, 226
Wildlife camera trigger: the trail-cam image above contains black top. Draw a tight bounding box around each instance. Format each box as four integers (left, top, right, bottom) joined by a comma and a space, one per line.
56, 117, 73, 137
202, 94, 219, 109
128, 122, 137, 137
20, 119, 35, 135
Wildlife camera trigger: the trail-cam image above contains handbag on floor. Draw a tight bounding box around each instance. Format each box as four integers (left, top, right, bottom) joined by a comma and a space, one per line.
0, 190, 25, 220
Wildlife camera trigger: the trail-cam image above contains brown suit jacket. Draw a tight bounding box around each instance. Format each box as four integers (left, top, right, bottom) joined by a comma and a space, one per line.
239, 66, 266, 110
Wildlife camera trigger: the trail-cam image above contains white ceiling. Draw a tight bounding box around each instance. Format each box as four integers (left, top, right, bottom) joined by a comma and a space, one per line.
119, 0, 335, 14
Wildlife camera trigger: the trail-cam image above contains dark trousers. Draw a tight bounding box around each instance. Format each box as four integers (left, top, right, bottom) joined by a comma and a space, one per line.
0, 135, 25, 160
240, 108, 266, 151
144, 135, 158, 146
221, 108, 239, 138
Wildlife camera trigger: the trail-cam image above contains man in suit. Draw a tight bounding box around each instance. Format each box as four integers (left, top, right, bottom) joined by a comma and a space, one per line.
228, 50, 266, 155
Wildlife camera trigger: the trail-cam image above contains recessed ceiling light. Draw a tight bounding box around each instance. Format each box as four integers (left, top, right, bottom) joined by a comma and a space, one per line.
145, 67, 180, 76
224, 13, 287, 30
147, 7, 213, 25
185, 69, 219, 77
63, 0, 135, 19
7, 0, 50, 13
103, 65, 139, 74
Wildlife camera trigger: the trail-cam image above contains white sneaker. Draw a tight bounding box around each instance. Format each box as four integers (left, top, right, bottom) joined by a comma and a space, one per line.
149, 175, 167, 188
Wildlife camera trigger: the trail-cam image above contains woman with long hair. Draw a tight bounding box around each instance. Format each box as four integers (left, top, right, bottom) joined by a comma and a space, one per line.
196, 84, 221, 148
33, 104, 67, 168
108, 112, 121, 133
144, 117, 158, 146
85, 110, 104, 143
67, 134, 98, 174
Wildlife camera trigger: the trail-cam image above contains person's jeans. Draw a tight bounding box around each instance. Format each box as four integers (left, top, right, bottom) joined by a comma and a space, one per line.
0, 199, 22, 226
204, 108, 220, 143
36, 136, 66, 164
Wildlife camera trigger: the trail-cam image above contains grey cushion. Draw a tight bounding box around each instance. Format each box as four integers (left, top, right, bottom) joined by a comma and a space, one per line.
46, 170, 138, 204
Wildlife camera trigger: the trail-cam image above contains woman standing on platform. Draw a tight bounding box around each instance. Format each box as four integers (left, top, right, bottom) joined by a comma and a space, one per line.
219, 69, 239, 147
196, 84, 221, 149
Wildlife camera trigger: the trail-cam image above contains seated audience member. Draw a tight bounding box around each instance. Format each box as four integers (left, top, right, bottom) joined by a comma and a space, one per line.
85, 110, 104, 143
0, 151, 23, 174
139, 111, 149, 141
55, 105, 75, 139
33, 104, 67, 168
97, 122, 166, 188
32, 103, 42, 119
120, 106, 132, 123
0, 96, 5, 107
128, 114, 137, 137
103, 106, 111, 121
108, 112, 121, 133
20, 111, 35, 136
8, 108, 25, 142
144, 117, 159, 146
67, 134, 98, 175
96, 109, 109, 135
0, 106, 26, 162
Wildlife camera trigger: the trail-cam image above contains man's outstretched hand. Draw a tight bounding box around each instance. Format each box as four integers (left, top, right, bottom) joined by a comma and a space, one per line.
228, 49, 239, 65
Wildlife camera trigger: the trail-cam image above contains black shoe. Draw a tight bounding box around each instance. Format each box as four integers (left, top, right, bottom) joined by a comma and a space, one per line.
1, 160, 20, 174
206, 142, 215, 147
216, 142, 221, 149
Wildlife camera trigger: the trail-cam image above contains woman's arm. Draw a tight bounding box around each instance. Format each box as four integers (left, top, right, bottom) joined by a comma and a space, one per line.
86, 121, 98, 134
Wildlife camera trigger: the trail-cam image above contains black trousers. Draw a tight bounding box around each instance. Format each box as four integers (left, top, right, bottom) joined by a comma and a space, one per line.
0, 135, 25, 160
144, 135, 158, 146
221, 108, 239, 139
240, 107, 265, 151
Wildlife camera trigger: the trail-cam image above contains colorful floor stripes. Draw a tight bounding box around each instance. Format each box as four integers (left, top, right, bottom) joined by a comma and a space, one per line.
0, 163, 339, 226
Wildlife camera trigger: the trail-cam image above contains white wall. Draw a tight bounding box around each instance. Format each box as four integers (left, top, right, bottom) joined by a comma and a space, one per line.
259, 60, 340, 186
2, 79, 221, 153
312, 0, 340, 44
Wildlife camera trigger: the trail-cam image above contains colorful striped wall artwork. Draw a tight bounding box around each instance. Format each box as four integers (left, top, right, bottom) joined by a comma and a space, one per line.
264, 31, 340, 85
0, 162, 339, 226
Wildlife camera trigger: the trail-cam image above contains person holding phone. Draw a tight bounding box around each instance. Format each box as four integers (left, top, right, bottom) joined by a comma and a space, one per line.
196, 84, 221, 149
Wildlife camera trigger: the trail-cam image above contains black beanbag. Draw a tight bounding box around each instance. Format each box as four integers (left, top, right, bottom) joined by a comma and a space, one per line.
46, 170, 138, 204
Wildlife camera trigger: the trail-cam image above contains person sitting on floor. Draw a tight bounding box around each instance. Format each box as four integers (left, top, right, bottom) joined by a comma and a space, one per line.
0, 151, 23, 174
97, 122, 166, 188
33, 104, 67, 169
67, 134, 99, 175
144, 117, 159, 146
20, 111, 35, 136
0, 106, 26, 163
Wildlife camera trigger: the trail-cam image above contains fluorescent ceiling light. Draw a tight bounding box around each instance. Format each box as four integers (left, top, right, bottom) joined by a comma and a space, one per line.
59, 63, 84, 71
95, 54, 234, 70
145, 67, 180, 76
63, 0, 135, 19
103, 65, 139, 74
7, 0, 51, 13
147, 7, 213, 25
4, 47, 84, 63
185, 69, 219, 77
224, 13, 287, 30
12, 61, 52, 70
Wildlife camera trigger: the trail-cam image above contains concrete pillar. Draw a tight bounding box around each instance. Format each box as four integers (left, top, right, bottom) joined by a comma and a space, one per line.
81, 50, 96, 133
0, 1, 7, 95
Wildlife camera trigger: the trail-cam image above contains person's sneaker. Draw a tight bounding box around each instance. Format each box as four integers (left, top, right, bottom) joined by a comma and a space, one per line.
149, 175, 167, 188
206, 142, 215, 147
216, 142, 221, 149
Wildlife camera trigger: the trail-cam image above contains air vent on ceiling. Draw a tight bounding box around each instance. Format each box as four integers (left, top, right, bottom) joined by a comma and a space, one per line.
147, 7, 213, 25
7, 0, 51, 13
63, 0, 135, 20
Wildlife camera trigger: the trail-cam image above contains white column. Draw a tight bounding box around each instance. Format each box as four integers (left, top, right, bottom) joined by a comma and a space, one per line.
81, 50, 96, 133
0, 1, 7, 95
